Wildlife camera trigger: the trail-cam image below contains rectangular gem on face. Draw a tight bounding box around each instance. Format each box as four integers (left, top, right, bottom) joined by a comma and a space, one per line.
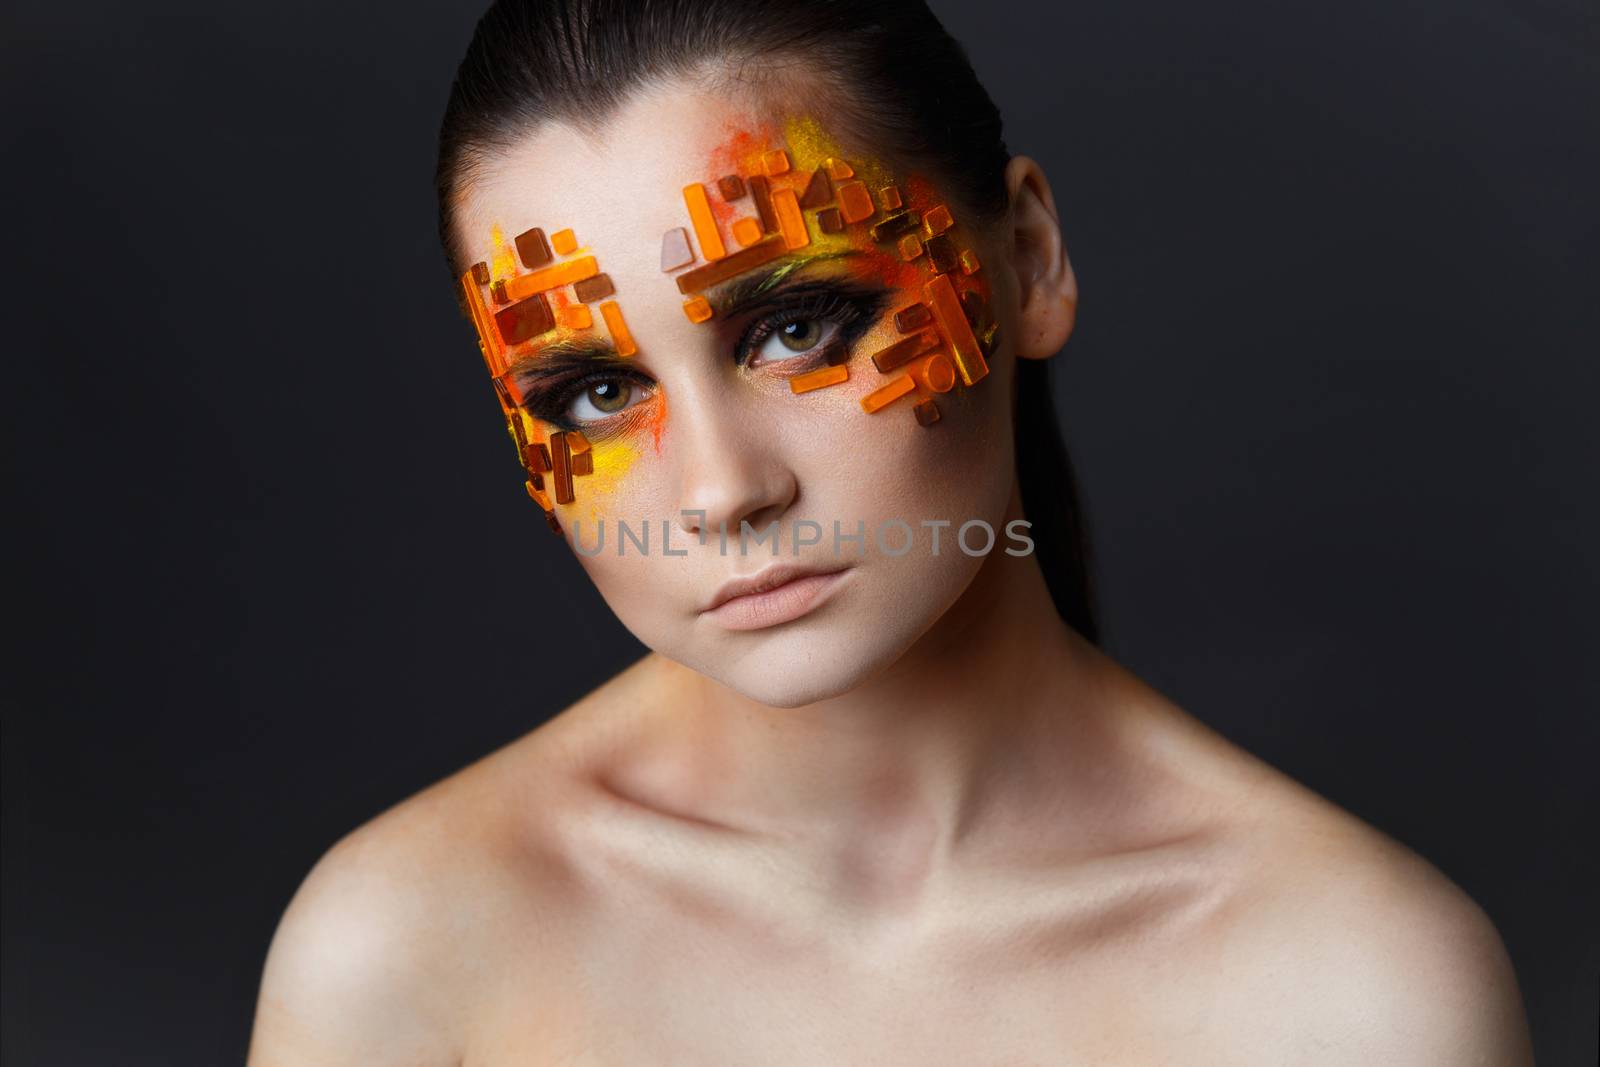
573, 273, 615, 303
870, 328, 939, 373
556, 304, 592, 330
870, 211, 920, 243
567, 430, 593, 476
683, 295, 714, 323
924, 274, 988, 386
674, 235, 787, 294
732, 216, 764, 248
771, 187, 810, 251
894, 302, 933, 333
550, 430, 573, 504
789, 364, 849, 393
514, 229, 552, 269
913, 398, 941, 426
505, 255, 599, 301
461, 269, 508, 377
600, 300, 637, 357
496, 293, 556, 345
748, 175, 779, 234
492, 376, 520, 414
861, 374, 915, 413
925, 234, 958, 273
836, 181, 875, 224
524, 441, 552, 473
683, 183, 727, 262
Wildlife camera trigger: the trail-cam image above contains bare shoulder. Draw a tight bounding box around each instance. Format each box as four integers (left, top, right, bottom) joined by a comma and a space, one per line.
246, 652, 667, 1066
1192, 745, 1534, 1063
1091, 655, 1533, 1063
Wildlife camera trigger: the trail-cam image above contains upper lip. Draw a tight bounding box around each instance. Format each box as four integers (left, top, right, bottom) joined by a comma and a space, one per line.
700, 562, 850, 614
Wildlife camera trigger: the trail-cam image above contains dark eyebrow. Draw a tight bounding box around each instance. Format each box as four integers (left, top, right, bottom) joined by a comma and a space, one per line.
507, 335, 617, 374
706, 250, 868, 317
504, 249, 870, 382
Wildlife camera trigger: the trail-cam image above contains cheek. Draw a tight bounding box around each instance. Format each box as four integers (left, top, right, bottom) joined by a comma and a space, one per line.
552, 392, 670, 524
579, 438, 642, 500
802, 284, 1012, 525
825, 372, 1014, 528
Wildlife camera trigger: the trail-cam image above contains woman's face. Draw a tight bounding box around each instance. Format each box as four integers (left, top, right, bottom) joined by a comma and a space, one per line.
454, 82, 1024, 707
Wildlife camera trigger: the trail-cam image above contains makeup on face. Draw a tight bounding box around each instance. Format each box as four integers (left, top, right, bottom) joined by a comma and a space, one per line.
455, 115, 1001, 532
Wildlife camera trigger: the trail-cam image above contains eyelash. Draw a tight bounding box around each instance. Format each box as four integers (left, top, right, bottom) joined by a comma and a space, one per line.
735, 288, 879, 369
521, 284, 889, 433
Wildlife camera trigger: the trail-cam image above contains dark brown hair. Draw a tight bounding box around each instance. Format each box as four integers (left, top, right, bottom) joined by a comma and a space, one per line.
435, 0, 1100, 643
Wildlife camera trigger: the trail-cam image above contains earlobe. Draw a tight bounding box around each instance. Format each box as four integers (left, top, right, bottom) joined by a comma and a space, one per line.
1003, 156, 1078, 360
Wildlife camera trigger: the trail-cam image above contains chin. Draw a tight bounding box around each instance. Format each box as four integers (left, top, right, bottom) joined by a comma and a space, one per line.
714, 659, 874, 709
668, 605, 937, 708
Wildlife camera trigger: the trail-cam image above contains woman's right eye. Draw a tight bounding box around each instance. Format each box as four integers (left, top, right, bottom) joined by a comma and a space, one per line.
566, 377, 645, 423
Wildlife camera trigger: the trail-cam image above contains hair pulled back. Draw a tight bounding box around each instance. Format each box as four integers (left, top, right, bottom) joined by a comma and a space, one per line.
435, 0, 1099, 643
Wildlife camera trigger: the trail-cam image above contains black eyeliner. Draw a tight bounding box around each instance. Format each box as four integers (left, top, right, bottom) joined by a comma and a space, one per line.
734, 279, 893, 367
515, 277, 893, 431
513, 356, 650, 431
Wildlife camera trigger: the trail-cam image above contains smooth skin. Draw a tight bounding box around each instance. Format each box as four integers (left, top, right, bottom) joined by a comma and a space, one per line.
246, 78, 1535, 1067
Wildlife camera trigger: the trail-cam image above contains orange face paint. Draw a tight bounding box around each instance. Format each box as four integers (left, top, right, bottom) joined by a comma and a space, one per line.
455, 111, 998, 531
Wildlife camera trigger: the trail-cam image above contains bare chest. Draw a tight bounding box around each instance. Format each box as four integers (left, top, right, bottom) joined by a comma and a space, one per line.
459, 886, 1241, 1067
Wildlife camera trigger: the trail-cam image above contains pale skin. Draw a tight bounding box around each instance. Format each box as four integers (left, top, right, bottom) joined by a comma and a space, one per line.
246, 75, 1535, 1066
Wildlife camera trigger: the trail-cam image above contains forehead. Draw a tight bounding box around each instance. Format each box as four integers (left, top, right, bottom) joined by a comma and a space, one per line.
458, 84, 871, 270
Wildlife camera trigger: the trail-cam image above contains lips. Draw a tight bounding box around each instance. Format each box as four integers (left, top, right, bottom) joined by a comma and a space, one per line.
700, 562, 851, 614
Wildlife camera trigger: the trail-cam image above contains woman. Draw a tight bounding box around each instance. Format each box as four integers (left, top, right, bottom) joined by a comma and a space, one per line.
247, 1, 1534, 1062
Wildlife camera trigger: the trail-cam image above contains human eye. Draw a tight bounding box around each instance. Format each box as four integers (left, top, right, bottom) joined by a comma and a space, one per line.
518, 366, 656, 432
736, 285, 890, 372
566, 375, 648, 423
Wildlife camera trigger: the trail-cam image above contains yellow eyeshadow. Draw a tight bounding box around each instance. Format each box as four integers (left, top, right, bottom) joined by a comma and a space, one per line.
581, 437, 640, 500
488, 222, 517, 280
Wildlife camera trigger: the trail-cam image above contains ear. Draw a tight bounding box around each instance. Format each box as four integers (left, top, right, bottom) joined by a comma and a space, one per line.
1002, 155, 1077, 360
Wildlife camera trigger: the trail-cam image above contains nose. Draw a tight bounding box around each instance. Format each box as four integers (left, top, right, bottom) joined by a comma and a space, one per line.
672, 385, 797, 542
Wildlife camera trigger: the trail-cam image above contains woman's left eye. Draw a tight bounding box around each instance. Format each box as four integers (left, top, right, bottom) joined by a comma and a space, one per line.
567, 377, 646, 423
750, 316, 839, 365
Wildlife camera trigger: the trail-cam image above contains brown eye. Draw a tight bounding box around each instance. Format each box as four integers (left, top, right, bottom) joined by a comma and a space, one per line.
567, 378, 639, 423
589, 380, 630, 412
752, 317, 837, 366
777, 319, 823, 351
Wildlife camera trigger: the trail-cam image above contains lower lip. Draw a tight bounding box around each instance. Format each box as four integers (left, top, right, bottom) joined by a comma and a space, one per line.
701, 569, 851, 631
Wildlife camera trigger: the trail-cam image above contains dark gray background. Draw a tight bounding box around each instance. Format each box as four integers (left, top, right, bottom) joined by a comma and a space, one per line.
5, 0, 1596, 1063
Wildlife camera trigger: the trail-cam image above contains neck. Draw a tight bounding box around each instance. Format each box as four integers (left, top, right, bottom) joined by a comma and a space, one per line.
649, 482, 1109, 905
